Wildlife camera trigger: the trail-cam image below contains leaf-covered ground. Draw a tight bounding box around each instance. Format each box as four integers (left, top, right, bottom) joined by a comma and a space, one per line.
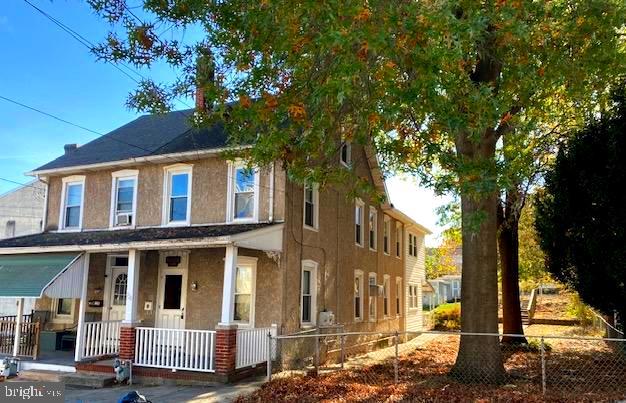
235, 335, 626, 403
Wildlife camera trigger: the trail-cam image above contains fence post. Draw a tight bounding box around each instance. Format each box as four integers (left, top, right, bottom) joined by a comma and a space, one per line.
540, 336, 546, 395
340, 335, 345, 370
314, 334, 320, 375
394, 331, 399, 384
266, 331, 272, 382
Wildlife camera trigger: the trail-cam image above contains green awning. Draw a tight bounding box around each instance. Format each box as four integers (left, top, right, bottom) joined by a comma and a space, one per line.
0, 253, 82, 298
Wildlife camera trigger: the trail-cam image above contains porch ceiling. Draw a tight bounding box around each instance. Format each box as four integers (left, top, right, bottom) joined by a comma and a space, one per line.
0, 223, 283, 254
0, 253, 81, 298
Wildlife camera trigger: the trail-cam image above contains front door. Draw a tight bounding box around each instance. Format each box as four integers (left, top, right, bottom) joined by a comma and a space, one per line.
105, 255, 129, 321
156, 251, 188, 329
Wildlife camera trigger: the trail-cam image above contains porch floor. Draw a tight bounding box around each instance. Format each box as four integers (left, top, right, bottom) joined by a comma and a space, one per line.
17, 350, 76, 372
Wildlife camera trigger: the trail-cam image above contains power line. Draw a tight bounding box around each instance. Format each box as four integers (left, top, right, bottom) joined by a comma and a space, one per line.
0, 95, 104, 136
0, 177, 44, 192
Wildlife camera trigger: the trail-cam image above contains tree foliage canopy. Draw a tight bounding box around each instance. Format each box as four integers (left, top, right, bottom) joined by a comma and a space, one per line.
536, 90, 626, 322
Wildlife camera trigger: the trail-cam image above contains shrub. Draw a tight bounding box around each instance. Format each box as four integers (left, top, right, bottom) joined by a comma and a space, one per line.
432, 303, 461, 330
567, 294, 595, 327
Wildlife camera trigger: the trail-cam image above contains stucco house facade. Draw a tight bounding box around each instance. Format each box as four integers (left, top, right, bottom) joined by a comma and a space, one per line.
0, 109, 429, 381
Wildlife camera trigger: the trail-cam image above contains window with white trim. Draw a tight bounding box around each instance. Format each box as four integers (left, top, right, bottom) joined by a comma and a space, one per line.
408, 233, 418, 257
301, 260, 318, 326
60, 176, 85, 230
383, 216, 390, 255
355, 200, 364, 246
52, 298, 75, 323
163, 165, 192, 225
408, 284, 419, 309
228, 162, 259, 222
340, 141, 352, 166
396, 223, 402, 258
369, 207, 377, 250
368, 273, 377, 321
383, 275, 390, 317
233, 263, 255, 324
111, 171, 138, 227
396, 277, 402, 316
303, 182, 319, 230
354, 270, 364, 321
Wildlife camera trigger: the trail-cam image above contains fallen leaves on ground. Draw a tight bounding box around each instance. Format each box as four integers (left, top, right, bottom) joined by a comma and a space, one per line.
235, 336, 626, 403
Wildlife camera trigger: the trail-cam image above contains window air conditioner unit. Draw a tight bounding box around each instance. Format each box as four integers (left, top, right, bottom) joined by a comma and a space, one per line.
116, 213, 133, 226
318, 311, 335, 327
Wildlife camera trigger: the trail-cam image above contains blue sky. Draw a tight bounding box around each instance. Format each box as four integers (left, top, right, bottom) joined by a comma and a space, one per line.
0, 1, 448, 244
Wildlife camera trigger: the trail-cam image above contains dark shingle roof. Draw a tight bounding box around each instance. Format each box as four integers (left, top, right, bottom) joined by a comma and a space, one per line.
33, 109, 231, 172
0, 223, 273, 249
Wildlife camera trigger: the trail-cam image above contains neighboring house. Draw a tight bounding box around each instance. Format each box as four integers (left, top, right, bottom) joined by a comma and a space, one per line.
424, 274, 462, 308
0, 180, 44, 316
0, 108, 430, 381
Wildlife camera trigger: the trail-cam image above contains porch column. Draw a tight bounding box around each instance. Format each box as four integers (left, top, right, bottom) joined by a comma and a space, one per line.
216, 245, 238, 377
74, 253, 91, 362
120, 249, 141, 361
12, 298, 24, 357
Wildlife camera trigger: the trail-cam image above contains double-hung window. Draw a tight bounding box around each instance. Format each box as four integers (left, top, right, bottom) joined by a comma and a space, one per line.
233, 259, 257, 326
340, 141, 351, 167
396, 277, 402, 316
163, 165, 192, 225
301, 260, 318, 326
354, 270, 364, 321
383, 216, 390, 255
408, 284, 419, 309
369, 207, 377, 250
60, 176, 85, 230
303, 182, 319, 230
228, 162, 259, 222
368, 273, 377, 321
355, 200, 364, 246
409, 233, 418, 257
383, 275, 390, 317
111, 170, 138, 228
396, 223, 402, 258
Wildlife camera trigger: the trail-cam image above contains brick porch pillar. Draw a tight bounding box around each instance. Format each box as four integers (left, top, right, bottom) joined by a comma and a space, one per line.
119, 325, 136, 361
215, 324, 238, 375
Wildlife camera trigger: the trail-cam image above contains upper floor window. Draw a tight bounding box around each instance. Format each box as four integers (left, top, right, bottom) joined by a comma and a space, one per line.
340, 141, 352, 167
301, 260, 318, 326
355, 199, 364, 246
60, 176, 85, 231
303, 182, 319, 230
163, 164, 192, 225
354, 270, 364, 321
383, 215, 391, 255
4, 220, 15, 238
111, 170, 138, 228
369, 207, 377, 251
408, 233, 418, 257
396, 277, 402, 316
228, 162, 259, 222
396, 223, 402, 258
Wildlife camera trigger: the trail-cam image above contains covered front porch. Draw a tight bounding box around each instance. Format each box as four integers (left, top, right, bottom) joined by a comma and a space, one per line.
0, 223, 283, 379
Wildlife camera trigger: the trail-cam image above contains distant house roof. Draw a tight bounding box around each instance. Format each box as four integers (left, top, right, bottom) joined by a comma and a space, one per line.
30, 109, 235, 174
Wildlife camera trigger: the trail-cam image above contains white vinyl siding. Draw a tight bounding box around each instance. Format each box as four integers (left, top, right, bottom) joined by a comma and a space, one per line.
405, 230, 425, 331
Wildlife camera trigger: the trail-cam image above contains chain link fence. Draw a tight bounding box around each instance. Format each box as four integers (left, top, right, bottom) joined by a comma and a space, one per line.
262, 330, 626, 400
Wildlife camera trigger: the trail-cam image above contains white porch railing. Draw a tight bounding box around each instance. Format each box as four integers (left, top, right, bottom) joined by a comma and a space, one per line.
236, 325, 278, 369
82, 320, 121, 359
134, 327, 216, 372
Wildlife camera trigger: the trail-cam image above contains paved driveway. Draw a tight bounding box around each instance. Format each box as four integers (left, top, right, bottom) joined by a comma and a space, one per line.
64, 379, 263, 403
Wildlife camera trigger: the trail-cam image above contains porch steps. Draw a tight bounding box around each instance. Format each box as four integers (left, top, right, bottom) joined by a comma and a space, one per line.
60, 372, 116, 389
16, 370, 65, 383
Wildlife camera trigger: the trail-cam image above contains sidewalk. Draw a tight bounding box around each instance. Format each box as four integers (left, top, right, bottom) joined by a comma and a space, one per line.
63, 378, 264, 403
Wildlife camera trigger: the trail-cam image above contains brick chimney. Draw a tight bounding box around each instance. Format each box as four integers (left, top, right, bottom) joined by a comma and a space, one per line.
64, 144, 78, 155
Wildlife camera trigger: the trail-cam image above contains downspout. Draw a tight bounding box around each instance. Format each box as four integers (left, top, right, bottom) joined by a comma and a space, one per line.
268, 162, 275, 222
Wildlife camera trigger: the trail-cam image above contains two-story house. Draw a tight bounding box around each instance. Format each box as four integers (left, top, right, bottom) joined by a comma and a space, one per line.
0, 109, 429, 382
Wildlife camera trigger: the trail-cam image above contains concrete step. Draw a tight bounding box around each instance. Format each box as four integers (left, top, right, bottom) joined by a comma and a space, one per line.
16, 370, 64, 382
60, 372, 116, 388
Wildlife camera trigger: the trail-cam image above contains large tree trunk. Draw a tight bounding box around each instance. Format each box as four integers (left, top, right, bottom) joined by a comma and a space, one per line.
498, 203, 527, 344
451, 131, 505, 383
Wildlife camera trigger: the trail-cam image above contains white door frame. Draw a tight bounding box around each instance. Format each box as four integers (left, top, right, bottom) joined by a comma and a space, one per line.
103, 254, 129, 321
155, 250, 189, 329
